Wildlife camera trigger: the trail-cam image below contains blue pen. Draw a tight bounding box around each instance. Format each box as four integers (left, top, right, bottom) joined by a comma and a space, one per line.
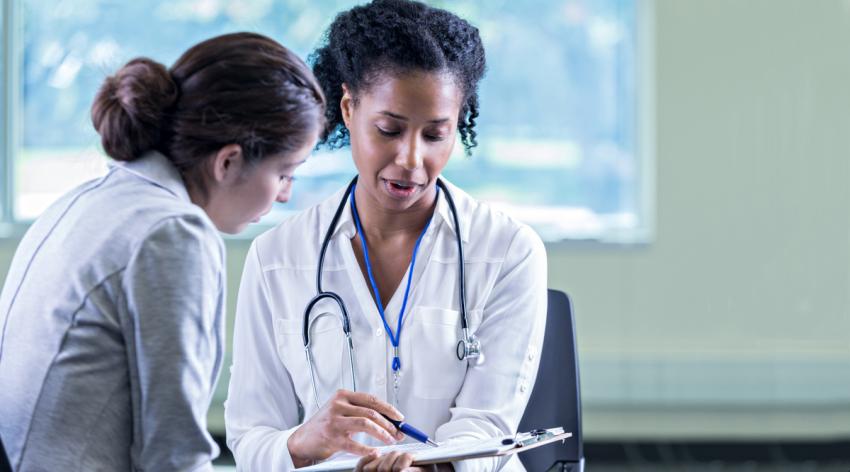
382, 414, 439, 447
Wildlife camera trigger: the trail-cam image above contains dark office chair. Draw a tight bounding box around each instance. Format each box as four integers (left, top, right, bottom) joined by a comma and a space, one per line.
518, 289, 584, 472
0, 433, 11, 472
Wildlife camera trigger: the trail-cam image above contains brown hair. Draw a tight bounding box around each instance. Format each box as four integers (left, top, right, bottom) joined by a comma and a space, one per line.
91, 32, 325, 191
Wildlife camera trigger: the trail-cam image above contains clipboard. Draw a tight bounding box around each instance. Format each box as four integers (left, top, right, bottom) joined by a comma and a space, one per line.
294, 427, 571, 471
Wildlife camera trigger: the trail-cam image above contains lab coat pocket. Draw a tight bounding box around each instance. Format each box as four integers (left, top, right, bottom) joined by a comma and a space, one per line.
274, 315, 347, 404
404, 306, 467, 400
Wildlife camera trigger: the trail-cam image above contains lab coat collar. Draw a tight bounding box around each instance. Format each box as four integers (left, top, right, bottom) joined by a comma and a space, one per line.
111, 151, 192, 204
434, 177, 473, 244
319, 176, 472, 244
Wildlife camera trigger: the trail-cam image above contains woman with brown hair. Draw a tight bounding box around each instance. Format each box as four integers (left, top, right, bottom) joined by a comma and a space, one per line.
0, 32, 324, 471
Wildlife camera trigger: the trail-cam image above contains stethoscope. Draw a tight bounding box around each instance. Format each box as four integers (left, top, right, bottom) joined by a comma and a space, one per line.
302, 176, 482, 407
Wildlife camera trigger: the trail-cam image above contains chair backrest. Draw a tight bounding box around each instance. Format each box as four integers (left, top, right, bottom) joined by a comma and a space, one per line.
518, 289, 584, 472
0, 432, 11, 472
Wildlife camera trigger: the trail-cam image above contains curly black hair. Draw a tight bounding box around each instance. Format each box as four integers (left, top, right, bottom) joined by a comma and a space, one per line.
309, 0, 486, 156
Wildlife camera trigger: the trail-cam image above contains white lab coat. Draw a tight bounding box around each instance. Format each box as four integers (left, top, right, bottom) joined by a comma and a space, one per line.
225, 180, 547, 472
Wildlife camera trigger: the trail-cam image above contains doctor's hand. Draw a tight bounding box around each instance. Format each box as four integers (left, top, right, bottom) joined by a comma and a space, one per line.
287, 389, 406, 468
355, 452, 454, 472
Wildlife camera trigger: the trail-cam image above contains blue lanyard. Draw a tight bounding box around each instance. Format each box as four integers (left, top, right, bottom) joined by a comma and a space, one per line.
349, 184, 437, 372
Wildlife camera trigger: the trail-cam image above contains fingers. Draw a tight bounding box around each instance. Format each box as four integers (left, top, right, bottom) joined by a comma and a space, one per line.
331, 390, 405, 442
357, 451, 415, 472
377, 451, 401, 472
387, 452, 414, 472
337, 416, 398, 445
355, 451, 380, 472
292, 390, 404, 465
340, 437, 378, 458
339, 403, 406, 441
343, 389, 404, 421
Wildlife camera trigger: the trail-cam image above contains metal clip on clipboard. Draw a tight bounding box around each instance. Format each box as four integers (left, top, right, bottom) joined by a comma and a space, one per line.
505, 427, 566, 448
518, 428, 558, 447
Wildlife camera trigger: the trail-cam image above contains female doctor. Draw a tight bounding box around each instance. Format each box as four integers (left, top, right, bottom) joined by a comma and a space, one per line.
0, 33, 324, 471
225, 1, 548, 471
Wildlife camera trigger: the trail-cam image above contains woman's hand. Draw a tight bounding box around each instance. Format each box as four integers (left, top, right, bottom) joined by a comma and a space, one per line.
287, 389, 406, 467
355, 453, 454, 472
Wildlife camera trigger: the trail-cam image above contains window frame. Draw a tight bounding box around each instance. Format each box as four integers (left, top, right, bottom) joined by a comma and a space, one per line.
636, 0, 657, 246
1, 0, 24, 238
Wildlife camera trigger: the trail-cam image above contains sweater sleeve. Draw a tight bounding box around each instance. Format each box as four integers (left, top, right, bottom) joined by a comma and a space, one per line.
123, 215, 225, 471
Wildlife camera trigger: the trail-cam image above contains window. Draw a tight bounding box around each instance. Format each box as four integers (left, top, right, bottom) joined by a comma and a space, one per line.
5, 0, 643, 242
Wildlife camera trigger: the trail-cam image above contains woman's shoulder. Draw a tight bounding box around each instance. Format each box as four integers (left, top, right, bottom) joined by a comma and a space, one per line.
120, 186, 221, 253
16, 169, 224, 289
88, 160, 220, 238
444, 180, 545, 258
120, 204, 224, 279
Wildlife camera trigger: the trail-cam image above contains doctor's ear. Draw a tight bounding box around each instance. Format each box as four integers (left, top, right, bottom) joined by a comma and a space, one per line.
340, 83, 354, 129
210, 144, 245, 184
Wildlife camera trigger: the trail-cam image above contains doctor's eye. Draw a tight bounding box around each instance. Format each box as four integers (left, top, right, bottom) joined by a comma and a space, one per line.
424, 134, 447, 142
375, 126, 401, 138
280, 175, 296, 183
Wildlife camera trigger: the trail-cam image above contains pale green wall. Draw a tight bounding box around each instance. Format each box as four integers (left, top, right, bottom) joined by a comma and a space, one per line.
3, 0, 850, 441
558, 0, 850, 439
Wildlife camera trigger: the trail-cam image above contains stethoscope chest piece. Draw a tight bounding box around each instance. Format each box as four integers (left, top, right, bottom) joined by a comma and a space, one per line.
456, 329, 484, 365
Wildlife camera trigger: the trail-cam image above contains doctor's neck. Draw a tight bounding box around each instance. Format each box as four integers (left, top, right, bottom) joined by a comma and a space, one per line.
352, 181, 438, 241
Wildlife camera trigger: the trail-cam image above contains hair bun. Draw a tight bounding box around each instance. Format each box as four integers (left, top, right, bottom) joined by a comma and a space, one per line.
91, 58, 178, 162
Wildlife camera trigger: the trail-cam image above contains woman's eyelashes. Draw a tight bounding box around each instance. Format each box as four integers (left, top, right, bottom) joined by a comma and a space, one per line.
423, 131, 447, 142
374, 125, 448, 142
375, 125, 401, 137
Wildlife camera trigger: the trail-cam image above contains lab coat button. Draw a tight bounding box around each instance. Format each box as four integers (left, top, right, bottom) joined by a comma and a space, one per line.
519, 383, 528, 393
376, 376, 386, 386
375, 328, 383, 337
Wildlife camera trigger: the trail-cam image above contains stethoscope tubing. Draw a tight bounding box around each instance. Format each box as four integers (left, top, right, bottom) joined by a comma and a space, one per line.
436, 178, 469, 331
301, 176, 478, 408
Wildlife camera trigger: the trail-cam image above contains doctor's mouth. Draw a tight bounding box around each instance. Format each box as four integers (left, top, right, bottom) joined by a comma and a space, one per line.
382, 177, 425, 199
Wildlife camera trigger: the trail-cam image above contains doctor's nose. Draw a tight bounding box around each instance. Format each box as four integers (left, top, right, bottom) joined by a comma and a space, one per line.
396, 137, 423, 171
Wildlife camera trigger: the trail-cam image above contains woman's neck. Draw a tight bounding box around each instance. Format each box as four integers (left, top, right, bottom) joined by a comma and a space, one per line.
352, 182, 438, 242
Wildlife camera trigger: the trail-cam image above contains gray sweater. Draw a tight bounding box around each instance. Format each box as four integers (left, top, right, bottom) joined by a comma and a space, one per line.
0, 152, 225, 471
